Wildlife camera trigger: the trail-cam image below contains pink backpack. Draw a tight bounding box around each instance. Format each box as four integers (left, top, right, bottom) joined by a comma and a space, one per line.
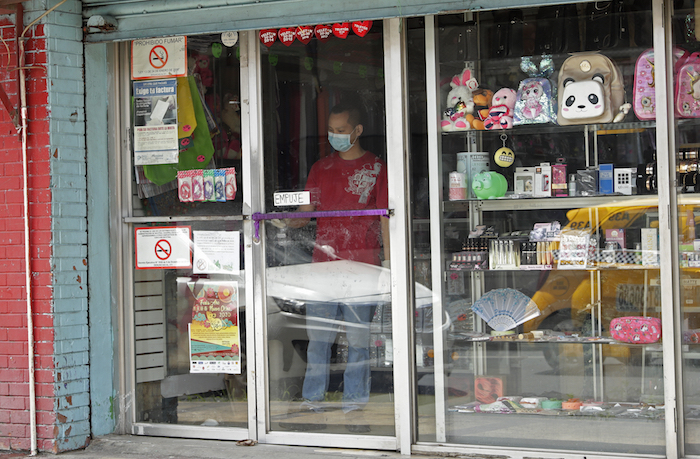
633, 47, 688, 120
675, 51, 700, 118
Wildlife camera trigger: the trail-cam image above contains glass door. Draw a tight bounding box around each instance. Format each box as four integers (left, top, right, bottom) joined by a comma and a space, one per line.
257, 22, 396, 436
127, 33, 249, 431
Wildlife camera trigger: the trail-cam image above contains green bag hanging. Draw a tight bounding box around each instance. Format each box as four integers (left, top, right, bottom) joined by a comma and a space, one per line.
143, 76, 215, 186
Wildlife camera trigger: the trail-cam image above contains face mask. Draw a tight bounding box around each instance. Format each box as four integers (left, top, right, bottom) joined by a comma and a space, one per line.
328, 127, 357, 152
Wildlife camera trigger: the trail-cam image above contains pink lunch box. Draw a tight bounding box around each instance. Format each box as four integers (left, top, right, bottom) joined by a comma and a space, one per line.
610, 316, 661, 344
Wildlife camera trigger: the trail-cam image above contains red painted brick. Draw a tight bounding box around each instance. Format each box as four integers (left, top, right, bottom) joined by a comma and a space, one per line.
33, 369, 53, 383
0, 383, 8, 396
6, 328, 28, 342
33, 328, 53, 343
36, 411, 55, 425
1, 313, 24, 327
10, 436, 30, 451
10, 409, 29, 425
0, 342, 24, 355
0, 368, 26, 382
0, 410, 9, 423
34, 384, 54, 399
8, 383, 28, 397
0, 395, 25, 409
1, 423, 28, 438
35, 397, 54, 412
35, 424, 54, 440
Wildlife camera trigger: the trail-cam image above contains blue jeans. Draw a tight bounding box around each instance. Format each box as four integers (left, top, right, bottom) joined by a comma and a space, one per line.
302, 302, 373, 411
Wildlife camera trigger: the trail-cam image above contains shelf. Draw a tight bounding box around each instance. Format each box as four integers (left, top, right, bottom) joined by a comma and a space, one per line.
450, 332, 665, 346
440, 120, 657, 138
444, 194, 658, 212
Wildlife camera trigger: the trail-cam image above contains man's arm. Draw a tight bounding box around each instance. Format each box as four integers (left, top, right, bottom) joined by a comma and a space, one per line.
285, 204, 315, 228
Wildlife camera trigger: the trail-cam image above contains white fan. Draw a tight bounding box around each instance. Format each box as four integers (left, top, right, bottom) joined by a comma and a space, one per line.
471, 288, 541, 331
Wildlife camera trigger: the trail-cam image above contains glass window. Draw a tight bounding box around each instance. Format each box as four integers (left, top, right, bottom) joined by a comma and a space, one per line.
259, 23, 395, 435
670, 0, 700, 454
409, 3, 666, 454
131, 33, 247, 427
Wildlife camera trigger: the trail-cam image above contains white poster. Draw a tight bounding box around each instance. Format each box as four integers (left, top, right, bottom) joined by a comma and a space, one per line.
192, 231, 240, 274
131, 36, 187, 80
133, 79, 179, 166
135, 226, 192, 269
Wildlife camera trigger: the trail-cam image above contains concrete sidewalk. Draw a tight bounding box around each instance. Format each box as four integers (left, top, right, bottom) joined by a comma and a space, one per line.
10, 435, 413, 459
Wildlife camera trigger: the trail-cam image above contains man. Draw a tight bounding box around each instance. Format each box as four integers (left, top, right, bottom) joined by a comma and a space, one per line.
283, 103, 389, 432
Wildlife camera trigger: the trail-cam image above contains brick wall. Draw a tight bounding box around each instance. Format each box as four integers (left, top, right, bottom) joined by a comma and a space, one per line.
0, 0, 88, 453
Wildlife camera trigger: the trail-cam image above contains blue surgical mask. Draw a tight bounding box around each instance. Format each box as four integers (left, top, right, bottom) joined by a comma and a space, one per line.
328, 127, 357, 152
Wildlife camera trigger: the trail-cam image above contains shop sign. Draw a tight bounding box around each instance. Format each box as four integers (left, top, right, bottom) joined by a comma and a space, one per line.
132, 36, 187, 80
274, 191, 310, 206
135, 226, 192, 269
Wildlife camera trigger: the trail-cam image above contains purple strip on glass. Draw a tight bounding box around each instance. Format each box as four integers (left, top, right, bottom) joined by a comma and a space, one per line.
251, 209, 390, 240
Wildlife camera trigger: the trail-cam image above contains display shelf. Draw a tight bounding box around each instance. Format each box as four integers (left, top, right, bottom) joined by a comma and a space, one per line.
443, 194, 657, 212
440, 120, 657, 138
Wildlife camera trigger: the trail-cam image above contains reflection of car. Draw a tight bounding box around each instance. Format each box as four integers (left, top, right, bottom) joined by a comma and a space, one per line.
237, 260, 436, 398
523, 197, 699, 368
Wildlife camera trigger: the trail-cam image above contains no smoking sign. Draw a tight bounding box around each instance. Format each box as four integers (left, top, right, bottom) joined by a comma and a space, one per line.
135, 226, 192, 269
132, 36, 187, 80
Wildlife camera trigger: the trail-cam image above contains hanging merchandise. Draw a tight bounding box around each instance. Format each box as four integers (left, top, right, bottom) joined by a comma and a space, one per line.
633, 47, 689, 120
211, 43, 223, 58
484, 88, 516, 130
514, 55, 558, 125
177, 77, 197, 152
144, 76, 215, 186
494, 134, 515, 168
268, 54, 279, 66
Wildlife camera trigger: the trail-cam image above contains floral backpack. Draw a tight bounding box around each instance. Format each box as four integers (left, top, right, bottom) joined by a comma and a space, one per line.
633, 47, 688, 120
675, 51, 700, 118
514, 55, 557, 125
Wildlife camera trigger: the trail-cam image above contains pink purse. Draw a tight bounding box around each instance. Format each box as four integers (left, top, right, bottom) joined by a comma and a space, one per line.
610, 316, 661, 344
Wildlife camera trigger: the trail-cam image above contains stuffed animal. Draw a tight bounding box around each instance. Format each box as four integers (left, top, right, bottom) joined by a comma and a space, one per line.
484, 88, 517, 130
472, 171, 508, 199
193, 53, 213, 88
467, 89, 493, 130
441, 68, 478, 132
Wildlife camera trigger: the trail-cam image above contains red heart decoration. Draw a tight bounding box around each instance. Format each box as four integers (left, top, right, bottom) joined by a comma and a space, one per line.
315, 24, 332, 42
278, 27, 296, 46
352, 21, 373, 37
259, 29, 277, 47
332, 22, 350, 39
296, 25, 314, 44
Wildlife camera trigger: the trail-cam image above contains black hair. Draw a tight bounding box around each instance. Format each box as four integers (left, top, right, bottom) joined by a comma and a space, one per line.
330, 103, 363, 127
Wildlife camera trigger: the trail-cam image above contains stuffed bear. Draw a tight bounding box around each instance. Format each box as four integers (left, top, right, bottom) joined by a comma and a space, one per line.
193, 53, 213, 89
484, 88, 517, 130
441, 68, 478, 132
467, 89, 493, 130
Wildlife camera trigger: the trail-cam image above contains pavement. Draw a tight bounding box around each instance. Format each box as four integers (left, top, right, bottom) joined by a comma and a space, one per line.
4, 435, 417, 459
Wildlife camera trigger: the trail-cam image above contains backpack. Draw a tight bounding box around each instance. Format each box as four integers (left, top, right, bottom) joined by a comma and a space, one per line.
514, 56, 557, 125
557, 52, 626, 125
675, 52, 700, 118
633, 47, 688, 120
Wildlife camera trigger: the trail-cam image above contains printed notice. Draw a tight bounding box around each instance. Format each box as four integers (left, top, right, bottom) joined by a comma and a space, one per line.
192, 231, 240, 274
189, 280, 241, 374
135, 226, 192, 269
133, 79, 179, 166
132, 36, 187, 80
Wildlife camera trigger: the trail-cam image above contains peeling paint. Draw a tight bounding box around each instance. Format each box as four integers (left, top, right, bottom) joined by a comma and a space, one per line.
65, 395, 72, 405
57, 413, 67, 423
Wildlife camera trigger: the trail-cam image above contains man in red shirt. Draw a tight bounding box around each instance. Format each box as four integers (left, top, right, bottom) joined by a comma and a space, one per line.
286, 103, 389, 432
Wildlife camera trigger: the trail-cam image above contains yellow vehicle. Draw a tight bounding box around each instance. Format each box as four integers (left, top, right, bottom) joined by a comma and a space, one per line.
522, 197, 699, 369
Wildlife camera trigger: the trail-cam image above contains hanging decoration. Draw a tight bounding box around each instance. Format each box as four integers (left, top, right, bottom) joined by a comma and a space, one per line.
296, 25, 314, 44
332, 22, 350, 39
278, 27, 296, 46
259, 21, 374, 46
352, 21, 373, 37
259, 29, 276, 47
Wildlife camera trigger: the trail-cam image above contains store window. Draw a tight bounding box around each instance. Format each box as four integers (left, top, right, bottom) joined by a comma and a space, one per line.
130, 33, 247, 428
671, 0, 700, 455
409, 2, 667, 454
257, 23, 396, 435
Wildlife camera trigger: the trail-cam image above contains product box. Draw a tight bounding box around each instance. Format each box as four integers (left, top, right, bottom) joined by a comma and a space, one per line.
641, 228, 659, 266
552, 161, 568, 196
599, 164, 614, 194
614, 168, 635, 195
606, 228, 626, 249
457, 152, 490, 199
514, 167, 535, 196
578, 168, 599, 196
534, 163, 552, 197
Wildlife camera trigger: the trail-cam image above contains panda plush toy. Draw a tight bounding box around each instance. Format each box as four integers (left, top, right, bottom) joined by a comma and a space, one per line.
557, 52, 630, 125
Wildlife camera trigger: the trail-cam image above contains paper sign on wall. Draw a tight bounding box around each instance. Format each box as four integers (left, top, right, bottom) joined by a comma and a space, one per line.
192, 231, 240, 274
133, 79, 179, 165
132, 36, 187, 80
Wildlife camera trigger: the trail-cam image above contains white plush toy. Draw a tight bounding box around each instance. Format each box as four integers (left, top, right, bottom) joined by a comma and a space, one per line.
441, 68, 478, 132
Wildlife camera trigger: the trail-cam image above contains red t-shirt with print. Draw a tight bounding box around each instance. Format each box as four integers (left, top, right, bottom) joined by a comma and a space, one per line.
304, 151, 388, 265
